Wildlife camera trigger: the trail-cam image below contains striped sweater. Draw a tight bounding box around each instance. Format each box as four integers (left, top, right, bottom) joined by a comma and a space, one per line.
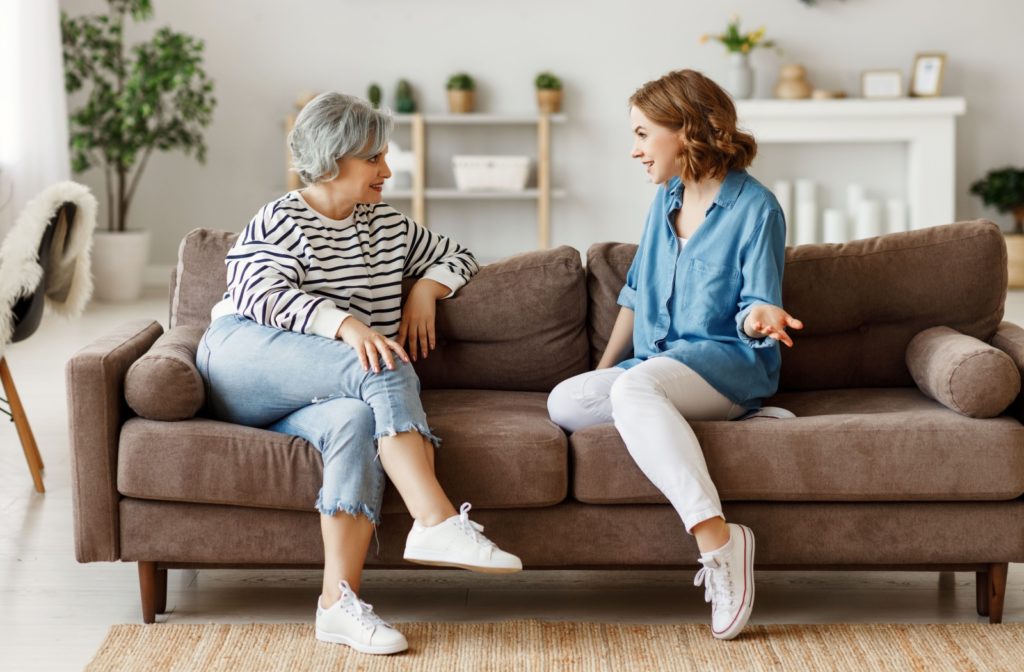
213, 191, 479, 340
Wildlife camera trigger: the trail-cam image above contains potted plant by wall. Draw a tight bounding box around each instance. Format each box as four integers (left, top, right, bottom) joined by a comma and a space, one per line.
535, 72, 563, 114
971, 167, 1024, 288
395, 79, 417, 113
62, 0, 216, 301
446, 73, 475, 114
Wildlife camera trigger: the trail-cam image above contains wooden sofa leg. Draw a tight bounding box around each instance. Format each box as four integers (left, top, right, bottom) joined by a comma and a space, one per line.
138, 561, 166, 623
976, 570, 990, 617
155, 567, 168, 614
986, 563, 1008, 624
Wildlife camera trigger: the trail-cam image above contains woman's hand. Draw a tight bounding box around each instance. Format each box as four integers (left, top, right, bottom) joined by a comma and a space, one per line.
337, 318, 409, 373
743, 304, 804, 348
398, 279, 450, 361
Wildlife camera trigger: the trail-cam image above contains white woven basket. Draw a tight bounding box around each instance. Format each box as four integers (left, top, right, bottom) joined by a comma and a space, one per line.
452, 155, 530, 192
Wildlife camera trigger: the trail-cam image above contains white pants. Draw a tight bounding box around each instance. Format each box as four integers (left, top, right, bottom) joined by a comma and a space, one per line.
547, 357, 745, 535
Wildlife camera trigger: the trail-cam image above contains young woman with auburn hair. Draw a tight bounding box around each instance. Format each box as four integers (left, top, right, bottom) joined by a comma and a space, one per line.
548, 69, 803, 640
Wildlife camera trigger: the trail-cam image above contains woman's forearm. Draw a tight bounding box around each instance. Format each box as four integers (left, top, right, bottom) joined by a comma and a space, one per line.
596, 307, 635, 369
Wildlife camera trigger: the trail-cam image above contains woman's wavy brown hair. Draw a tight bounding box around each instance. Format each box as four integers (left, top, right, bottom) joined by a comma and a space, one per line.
629, 69, 757, 182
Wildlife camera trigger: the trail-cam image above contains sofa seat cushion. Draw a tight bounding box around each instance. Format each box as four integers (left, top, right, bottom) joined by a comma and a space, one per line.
571, 387, 1024, 505
118, 390, 567, 512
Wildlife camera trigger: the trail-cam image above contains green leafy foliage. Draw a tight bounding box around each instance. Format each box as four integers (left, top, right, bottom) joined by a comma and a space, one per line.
971, 167, 1024, 234
367, 83, 382, 108
446, 73, 475, 91
62, 0, 216, 231
535, 72, 562, 90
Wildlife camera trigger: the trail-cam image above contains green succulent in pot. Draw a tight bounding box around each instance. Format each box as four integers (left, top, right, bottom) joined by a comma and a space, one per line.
446, 73, 476, 91
367, 83, 382, 109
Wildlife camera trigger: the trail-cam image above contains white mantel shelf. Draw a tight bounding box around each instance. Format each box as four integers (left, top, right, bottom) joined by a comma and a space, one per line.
736, 97, 967, 231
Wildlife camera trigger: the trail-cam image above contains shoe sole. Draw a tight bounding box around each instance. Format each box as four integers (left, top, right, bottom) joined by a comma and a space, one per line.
316, 629, 408, 655
403, 552, 522, 574
713, 525, 756, 641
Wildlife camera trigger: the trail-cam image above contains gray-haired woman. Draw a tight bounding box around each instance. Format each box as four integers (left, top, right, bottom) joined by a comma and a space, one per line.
196, 92, 522, 655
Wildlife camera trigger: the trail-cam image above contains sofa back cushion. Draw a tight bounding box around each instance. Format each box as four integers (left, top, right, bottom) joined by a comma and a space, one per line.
171, 228, 589, 393
586, 221, 1007, 391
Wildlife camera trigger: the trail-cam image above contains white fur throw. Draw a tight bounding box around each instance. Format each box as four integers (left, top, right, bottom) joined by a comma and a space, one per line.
0, 181, 98, 351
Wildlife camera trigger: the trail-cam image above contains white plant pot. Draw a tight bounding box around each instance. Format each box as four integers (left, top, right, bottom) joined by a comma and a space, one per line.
92, 230, 151, 302
726, 52, 754, 100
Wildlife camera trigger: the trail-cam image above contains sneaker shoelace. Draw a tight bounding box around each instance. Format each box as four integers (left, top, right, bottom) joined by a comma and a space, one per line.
454, 502, 496, 555
694, 556, 737, 612
338, 580, 392, 632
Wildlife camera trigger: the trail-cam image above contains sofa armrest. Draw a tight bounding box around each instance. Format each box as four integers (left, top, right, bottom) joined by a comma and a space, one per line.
991, 321, 1024, 423
66, 319, 164, 562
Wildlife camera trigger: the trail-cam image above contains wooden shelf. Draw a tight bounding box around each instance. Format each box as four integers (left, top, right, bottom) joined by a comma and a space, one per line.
286, 105, 565, 248
394, 113, 567, 125
384, 188, 566, 200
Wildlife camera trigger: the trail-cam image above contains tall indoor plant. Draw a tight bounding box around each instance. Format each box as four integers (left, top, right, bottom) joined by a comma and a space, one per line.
971, 167, 1024, 288
61, 0, 216, 300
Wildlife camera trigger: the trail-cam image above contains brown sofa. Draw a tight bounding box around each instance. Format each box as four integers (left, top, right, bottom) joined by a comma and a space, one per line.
67, 220, 1024, 624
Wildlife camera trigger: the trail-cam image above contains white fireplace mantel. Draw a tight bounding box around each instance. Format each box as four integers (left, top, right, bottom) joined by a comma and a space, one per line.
736, 97, 966, 231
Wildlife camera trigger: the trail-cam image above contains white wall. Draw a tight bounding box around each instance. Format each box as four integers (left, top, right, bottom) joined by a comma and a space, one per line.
59, 0, 1022, 266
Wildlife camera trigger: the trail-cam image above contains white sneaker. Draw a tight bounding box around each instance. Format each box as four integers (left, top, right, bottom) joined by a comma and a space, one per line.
403, 502, 523, 573
740, 406, 796, 420
315, 580, 408, 655
693, 523, 756, 640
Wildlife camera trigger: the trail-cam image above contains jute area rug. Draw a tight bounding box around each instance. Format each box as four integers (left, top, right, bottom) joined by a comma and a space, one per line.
86, 620, 1024, 672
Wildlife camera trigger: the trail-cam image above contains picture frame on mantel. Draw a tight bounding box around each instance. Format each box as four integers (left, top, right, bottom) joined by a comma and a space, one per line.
910, 53, 946, 97
861, 70, 904, 99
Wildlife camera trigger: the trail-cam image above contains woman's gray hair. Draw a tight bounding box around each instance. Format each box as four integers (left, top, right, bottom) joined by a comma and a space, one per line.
288, 92, 393, 185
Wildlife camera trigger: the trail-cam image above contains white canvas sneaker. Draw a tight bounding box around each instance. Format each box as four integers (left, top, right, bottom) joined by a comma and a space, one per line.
740, 406, 796, 420
693, 523, 756, 640
315, 580, 408, 655
403, 502, 523, 573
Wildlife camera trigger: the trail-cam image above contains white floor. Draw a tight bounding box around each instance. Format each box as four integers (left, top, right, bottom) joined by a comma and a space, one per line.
2, 288, 1024, 671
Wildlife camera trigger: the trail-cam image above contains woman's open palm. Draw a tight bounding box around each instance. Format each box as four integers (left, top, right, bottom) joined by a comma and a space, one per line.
745, 304, 804, 347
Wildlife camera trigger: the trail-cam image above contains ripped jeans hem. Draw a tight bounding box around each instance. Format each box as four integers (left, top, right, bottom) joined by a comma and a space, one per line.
315, 497, 382, 526
374, 421, 442, 449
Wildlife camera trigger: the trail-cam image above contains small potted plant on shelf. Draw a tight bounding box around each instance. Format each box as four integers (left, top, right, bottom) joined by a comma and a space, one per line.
535, 72, 563, 113
446, 73, 475, 113
367, 83, 382, 109
971, 167, 1024, 288
395, 79, 417, 113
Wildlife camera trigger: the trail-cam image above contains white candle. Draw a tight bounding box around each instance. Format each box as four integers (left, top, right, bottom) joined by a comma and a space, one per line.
823, 208, 847, 244
846, 183, 866, 221
854, 199, 883, 240
773, 180, 793, 246
796, 201, 818, 246
795, 178, 816, 205
887, 198, 908, 233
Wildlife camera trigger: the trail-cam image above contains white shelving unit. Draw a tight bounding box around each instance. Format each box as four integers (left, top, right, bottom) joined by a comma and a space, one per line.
389, 113, 566, 249
735, 97, 966, 231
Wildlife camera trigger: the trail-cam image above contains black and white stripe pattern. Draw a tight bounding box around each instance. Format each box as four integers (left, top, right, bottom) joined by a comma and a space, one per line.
224, 192, 479, 339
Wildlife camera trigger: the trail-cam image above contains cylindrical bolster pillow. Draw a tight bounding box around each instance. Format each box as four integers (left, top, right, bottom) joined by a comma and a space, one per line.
906, 326, 1021, 418
125, 325, 206, 421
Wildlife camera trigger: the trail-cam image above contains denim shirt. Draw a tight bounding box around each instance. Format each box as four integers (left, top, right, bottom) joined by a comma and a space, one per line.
616, 169, 786, 412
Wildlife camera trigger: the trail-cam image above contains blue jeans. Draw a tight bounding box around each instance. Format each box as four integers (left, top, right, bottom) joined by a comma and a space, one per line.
196, 315, 440, 525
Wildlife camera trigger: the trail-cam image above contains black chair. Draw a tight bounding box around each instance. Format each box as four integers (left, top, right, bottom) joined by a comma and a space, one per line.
1, 201, 76, 494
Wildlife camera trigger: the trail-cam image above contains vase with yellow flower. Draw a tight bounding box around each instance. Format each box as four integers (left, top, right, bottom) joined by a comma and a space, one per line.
700, 16, 779, 100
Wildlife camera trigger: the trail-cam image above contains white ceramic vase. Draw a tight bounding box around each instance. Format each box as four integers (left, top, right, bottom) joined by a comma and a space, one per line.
726, 52, 754, 100
92, 229, 151, 302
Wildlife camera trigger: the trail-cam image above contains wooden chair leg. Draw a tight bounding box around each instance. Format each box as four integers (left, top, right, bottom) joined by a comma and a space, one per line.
0, 357, 44, 493
138, 561, 166, 624
976, 570, 990, 616
986, 563, 1008, 624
